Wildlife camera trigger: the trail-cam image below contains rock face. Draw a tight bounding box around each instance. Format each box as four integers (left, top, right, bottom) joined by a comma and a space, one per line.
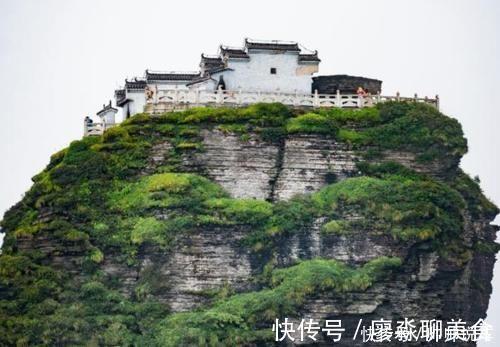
84, 130, 497, 318
153, 130, 448, 203
183, 129, 281, 200
279, 214, 498, 346
138, 226, 256, 312
4, 111, 497, 346
185, 130, 360, 201
128, 129, 496, 342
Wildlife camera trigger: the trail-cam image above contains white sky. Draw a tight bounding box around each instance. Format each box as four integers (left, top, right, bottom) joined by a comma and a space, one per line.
0, 0, 499, 343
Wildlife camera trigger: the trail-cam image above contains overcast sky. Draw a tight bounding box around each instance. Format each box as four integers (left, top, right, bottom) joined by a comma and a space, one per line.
1, 0, 499, 343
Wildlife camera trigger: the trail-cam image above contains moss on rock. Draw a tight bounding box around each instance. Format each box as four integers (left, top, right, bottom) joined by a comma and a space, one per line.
0, 102, 496, 346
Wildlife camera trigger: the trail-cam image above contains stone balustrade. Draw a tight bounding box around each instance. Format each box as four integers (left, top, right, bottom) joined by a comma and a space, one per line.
84, 122, 103, 137
144, 89, 439, 114
83, 121, 116, 137
84, 89, 439, 136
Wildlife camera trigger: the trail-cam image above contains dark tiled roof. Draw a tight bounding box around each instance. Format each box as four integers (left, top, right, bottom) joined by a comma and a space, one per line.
125, 78, 147, 90
201, 54, 223, 64
114, 89, 128, 106
114, 89, 125, 99
116, 97, 131, 107
245, 38, 300, 52
97, 101, 117, 116
299, 51, 321, 62
200, 54, 225, 71
186, 75, 214, 86
220, 46, 249, 59
206, 67, 233, 74
146, 70, 200, 82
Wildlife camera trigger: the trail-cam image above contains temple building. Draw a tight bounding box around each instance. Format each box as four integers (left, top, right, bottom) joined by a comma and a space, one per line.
96, 101, 117, 125
187, 39, 321, 93
113, 39, 334, 119
86, 38, 385, 135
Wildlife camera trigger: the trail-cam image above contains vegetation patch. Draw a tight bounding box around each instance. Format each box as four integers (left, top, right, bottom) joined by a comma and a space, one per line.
321, 220, 350, 235
204, 198, 272, 226
153, 257, 402, 346
312, 175, 465, 242
130, 217, 169, 246
450, 170, 499, 219
286, 113, 338, 135
0, 102, 495, 346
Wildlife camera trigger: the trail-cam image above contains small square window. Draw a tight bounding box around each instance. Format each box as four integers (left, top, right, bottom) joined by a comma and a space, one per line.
270, 67, 277, 74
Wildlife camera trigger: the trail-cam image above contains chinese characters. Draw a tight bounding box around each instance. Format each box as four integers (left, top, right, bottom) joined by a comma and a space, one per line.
273, 318, 492, 343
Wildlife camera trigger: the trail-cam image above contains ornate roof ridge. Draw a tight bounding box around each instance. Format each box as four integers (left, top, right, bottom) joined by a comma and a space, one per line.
299, 50, 321, 62
125, 78, 147, 90
244, 38, 300, 51
146, 69, 200, 75
96, 101, 117, 116
201, 53, 222, 60
219, 45, 249, 59
145, 70, 200, 81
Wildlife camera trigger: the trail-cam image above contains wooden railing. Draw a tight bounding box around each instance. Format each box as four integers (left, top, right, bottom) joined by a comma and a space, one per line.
144, 89, 439, 114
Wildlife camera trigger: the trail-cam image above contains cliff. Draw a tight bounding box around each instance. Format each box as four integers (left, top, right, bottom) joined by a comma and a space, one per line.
0, 102, 498, 346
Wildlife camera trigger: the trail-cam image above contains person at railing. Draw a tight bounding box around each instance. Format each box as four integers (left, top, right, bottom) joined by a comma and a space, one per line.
356, 86, 367, 97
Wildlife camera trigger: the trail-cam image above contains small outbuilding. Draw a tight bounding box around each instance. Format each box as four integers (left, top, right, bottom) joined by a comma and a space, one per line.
312, 75, 382, 95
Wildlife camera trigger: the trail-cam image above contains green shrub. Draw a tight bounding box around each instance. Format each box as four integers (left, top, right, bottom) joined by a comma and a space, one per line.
121, 113, 152, 125
240, 134, 251, 142
157, 103, 291, 127
321, 220, 350, 235
154, 257, 401, 346
320, 107, 381, 125
356, 161, 421, 180
176, 141, 200, 150
337, 129, 365, 143
474, 241, 500, 254
47, 148, 67, 169
131, 217, 168, 246
109, 173, 227, 213
147, 173, 191, 193
451, 170, 499, 219
103, 127, 131, 143
242, 103, 293, 127
312, 175, 465, 242
48, 139, 109, 185
218, 124, 248, 134
156, 123, 175, 135
267, 196, 316, 235
364, 103, 467, 161
62, 229, 89, 242
286, 113, 338, 135
205, 198, 273, 226
259, 127, 287, 142
177, 126, 200, 137
89, 248, 104, 263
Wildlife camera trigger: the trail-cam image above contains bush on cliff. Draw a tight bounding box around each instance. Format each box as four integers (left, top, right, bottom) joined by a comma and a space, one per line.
153, 256, 402, 346
364, 102, 467, 162
312, 175, 464, 242
0, 102, 494, 346
286, 113, 338, 135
